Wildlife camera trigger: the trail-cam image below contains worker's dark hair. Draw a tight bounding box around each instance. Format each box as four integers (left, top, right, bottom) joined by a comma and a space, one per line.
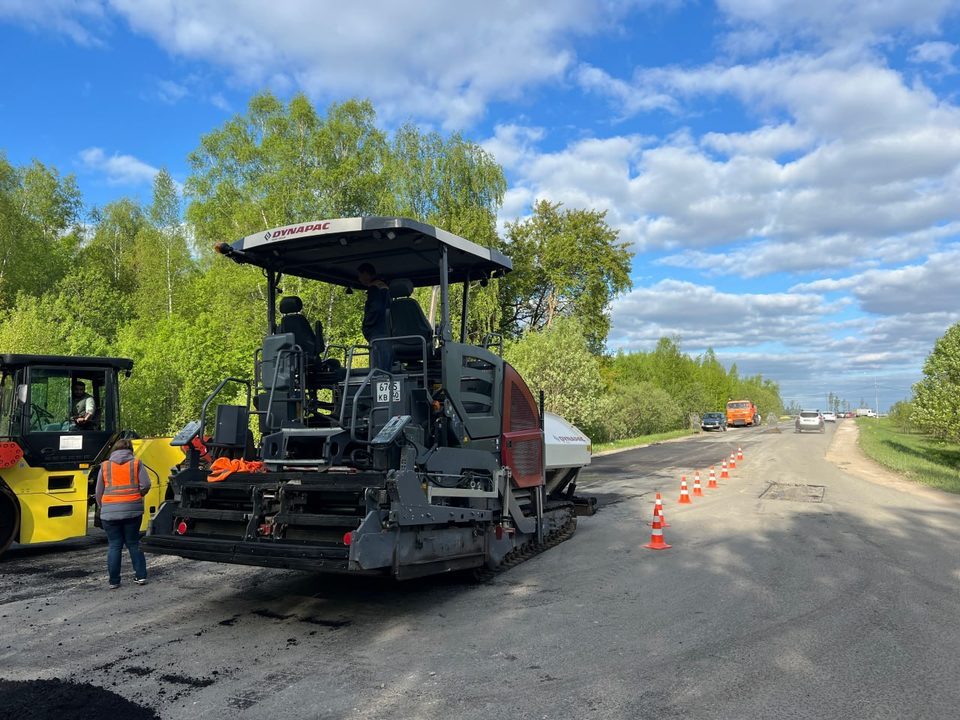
358, 262, 376, 276
111, 438, 134, 453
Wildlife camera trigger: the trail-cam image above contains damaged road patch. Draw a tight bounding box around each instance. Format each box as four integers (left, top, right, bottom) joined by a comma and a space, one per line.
760, 482, 825, 503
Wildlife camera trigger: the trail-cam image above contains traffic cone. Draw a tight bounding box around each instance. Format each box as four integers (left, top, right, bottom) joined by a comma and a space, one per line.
644, 505, 671, 550
720, 460, 729, 480
678, 475, 692, 504
652, 491, 670, 527
729, 451, 736, 469
692, 472, 704, 497
737, 446, 744, 462
707, 466, 718, 489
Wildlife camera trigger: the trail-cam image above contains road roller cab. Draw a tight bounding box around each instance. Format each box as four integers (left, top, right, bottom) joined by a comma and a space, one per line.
0, 355, 181, 555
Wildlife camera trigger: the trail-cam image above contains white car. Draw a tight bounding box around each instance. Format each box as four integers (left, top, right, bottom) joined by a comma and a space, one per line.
822, 411, 837, 422
795, 411, 825, 433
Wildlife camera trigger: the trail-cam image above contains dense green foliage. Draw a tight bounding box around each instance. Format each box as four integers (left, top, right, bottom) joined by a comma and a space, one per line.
499, 201, 632, 354
911, 321, 960, 442
506, 331, 783, 442
887, 400, 914, 431
504, 318, 604, 438
595, 340, 782, 440
0, 92, 784, 442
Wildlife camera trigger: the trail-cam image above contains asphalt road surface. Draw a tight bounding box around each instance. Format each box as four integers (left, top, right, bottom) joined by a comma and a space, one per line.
2, 421, 959, 719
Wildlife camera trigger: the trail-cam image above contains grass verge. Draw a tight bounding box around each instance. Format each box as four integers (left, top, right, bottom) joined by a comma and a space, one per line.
856, 417, 960, 493
593, 429, 695, 454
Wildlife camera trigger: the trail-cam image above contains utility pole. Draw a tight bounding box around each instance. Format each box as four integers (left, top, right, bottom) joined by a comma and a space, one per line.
875, 377, 879, 418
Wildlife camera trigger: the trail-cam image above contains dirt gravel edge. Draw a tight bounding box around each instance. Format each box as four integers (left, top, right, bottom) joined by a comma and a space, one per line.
825, 420, 960, 504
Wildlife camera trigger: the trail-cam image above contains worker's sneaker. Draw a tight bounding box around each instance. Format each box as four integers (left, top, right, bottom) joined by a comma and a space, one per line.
109, 583, 120, 590
134, 578, 147, 586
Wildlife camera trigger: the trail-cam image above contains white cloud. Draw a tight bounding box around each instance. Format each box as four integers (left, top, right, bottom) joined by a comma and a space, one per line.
500, 53, 960, 268
664, 222, 960, 278
576, 63, 678, 116
909, 40, 959, 73
209, 92, 232, 112
153, 78, 188, 104
0, 0, 107, 46
636, 54, 958, 140
608, 279, 836, 350
78, 147, 161, 186
793, 246, 960, 316
607, 278, 951, 410
481, 124, 546, 171
3, 0, 653, 128
702, 124, 814, 158
716, 0, 960, 52
94, 0, 640, 129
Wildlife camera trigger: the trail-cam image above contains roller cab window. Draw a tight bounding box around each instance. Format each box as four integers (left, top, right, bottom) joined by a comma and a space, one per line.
27, 369, 108, 433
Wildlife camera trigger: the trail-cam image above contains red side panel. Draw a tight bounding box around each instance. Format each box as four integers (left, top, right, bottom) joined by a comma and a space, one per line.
0, 442, 23, 469
501, 364, 544, 489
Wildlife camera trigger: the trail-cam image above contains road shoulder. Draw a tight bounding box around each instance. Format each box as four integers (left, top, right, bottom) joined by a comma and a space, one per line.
825, 420, 960, 504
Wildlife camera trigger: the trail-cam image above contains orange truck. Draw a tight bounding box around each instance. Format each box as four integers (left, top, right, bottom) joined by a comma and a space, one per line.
726, 399, 760, 427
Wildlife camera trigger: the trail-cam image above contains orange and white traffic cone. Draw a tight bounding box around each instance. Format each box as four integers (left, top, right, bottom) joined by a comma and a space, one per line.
652, 491, 670, 527
707, 465, 718, 489
729, 451, 736, 469
692, 472, 704, 497
720, 460, 730, 480
679, 475, 692, 504
737, 446, 744, 462
644, 505, 671, 550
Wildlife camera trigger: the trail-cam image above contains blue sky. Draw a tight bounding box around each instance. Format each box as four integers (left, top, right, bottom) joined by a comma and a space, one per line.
3, 1, 960, 412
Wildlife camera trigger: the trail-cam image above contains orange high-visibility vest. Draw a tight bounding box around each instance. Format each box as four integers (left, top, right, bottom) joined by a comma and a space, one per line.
102, 460, 144, 504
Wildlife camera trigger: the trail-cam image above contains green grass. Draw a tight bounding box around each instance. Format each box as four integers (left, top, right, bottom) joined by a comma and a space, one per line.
856, 417, 960, 493
593, 429, 695, 453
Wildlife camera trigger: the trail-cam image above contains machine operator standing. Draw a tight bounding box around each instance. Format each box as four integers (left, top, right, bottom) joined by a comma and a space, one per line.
358, 262, 394, 371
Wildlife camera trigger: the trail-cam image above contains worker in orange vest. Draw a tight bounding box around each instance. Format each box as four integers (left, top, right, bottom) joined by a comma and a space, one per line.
95, 438, 152, 589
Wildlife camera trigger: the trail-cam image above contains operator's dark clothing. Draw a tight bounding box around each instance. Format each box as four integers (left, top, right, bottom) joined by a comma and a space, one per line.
362, 285, 390, 340
363, 285, 393, 371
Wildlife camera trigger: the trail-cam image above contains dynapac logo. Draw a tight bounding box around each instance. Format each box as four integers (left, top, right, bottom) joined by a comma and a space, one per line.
268, 222, 331, 240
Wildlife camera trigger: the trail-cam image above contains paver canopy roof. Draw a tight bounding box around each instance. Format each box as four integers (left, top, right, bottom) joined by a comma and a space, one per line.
225, 216, 512, 288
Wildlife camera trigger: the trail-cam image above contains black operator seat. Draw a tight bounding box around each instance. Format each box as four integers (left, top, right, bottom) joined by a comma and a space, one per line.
277, 296, 317, 356
388, 279, 434, 363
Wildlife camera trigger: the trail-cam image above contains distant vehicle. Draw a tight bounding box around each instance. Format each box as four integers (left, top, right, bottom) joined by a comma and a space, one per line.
726, 399, 760, 427
795, 410, 825, 433
855, 408, 876, 417
701, 412, 727, 432
822, 411, 837, 422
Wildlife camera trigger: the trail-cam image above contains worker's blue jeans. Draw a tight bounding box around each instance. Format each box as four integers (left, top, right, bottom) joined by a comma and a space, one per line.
102, 516, 147, 585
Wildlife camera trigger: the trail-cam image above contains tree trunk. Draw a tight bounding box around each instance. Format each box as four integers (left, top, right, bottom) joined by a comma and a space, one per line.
546, 291, 557, 328
428, 286, 439, 326
165, 242, 173, 316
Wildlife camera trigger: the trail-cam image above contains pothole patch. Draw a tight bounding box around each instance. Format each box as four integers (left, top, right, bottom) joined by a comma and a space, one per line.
760, 483, 825, 503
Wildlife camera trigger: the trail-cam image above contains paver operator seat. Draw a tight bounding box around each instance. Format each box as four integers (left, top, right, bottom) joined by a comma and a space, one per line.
388, 279, 434, 363
278, 296, 317, 356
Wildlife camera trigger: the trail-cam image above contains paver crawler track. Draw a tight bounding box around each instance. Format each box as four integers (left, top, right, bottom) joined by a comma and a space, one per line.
471, 503, 578, 581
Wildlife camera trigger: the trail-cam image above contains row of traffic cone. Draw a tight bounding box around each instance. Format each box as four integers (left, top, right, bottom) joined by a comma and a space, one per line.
644, 445, 745, 550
